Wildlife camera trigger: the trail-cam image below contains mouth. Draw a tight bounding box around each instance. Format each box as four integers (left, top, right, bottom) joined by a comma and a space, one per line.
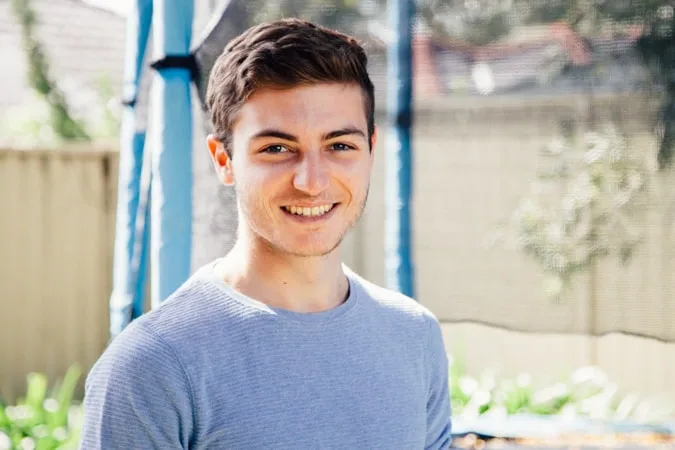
281, 203, 339, 221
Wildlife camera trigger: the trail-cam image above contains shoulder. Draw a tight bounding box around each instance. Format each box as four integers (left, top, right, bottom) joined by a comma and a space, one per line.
347, 269, 448, 368
81, 319, 197, 449
86, 318, 191, 396
131, 264, 267, 343
85, 270, 226, 395
87, 266, 257, 390
346, 267, 441, 331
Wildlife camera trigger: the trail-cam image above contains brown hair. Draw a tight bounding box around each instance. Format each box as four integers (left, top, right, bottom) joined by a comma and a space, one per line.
206, 18, 375, 157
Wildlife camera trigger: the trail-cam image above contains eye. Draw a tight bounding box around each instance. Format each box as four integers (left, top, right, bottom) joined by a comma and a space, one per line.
262, 144, 290, 154
329, 142, 355, 151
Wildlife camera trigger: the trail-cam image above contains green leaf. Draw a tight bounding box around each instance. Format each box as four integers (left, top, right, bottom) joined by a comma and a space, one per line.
50, 366, 81, 430
25, 373, 47, 413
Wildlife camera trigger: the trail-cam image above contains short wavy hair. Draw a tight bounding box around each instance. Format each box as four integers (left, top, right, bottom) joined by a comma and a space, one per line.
206, 18, 375, 157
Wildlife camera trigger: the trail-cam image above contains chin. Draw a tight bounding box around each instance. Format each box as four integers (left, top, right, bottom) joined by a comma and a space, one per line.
284, 244, 339, 258
277, 237, 343, 258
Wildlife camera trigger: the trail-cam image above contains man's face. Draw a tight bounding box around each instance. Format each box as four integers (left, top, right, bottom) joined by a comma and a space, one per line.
208, 83, 376, 257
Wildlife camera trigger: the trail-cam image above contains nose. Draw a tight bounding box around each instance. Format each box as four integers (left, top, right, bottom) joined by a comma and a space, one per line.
293, 153, 329, 196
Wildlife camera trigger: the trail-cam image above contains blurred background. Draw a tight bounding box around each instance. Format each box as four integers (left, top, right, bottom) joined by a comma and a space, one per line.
1, 0, 675, 448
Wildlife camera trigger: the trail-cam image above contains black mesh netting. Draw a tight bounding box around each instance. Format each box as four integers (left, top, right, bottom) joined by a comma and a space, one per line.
183, 0, 675, 341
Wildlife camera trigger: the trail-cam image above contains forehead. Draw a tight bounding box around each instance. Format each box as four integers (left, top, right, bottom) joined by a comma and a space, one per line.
232, 83, 368, 138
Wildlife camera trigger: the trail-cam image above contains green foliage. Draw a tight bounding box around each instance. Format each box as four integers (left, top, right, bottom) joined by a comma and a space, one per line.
87, 75, 123, 141
10, 0, 90, 143
0, 78, 122, 149
2, 361, 671, 449
0, 366, 83, 450
493, 123, 654, 298
448, 355, 674, 423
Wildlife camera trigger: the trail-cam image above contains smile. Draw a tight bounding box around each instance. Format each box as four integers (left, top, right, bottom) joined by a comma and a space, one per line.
282, 203, 336, 217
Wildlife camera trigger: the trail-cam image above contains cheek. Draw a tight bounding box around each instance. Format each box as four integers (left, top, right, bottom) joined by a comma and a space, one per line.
238, 165, 288, 209
233, 160, 271, 190
342, 163, 371, 192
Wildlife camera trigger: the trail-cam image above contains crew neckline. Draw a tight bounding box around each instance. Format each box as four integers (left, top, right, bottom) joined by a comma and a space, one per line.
196, 259, 362, 324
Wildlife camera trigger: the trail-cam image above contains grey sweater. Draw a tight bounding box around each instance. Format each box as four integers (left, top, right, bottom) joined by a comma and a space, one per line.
79, 262, 452, 449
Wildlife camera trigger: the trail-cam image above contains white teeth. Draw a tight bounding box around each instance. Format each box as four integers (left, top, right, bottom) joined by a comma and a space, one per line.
284, 204, 334, 217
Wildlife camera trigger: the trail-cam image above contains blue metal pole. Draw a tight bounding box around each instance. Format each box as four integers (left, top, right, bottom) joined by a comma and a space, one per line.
385, 0, 415, 298
131, 162, 151, 319
109, 0, 153, 340
149, 0, 194, 308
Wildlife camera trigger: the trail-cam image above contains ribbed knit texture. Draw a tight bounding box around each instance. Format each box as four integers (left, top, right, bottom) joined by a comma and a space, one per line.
79, 262, 452, 449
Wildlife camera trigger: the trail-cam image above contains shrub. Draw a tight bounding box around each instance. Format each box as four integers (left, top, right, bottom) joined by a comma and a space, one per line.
0, 366, 83, 450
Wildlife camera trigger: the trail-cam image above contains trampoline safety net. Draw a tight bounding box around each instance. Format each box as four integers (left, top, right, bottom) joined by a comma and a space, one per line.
166, 0, 675, 342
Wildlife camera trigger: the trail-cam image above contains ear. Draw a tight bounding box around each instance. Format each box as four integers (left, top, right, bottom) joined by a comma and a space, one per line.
369, 125, 378, 167
207, 134, 235, 186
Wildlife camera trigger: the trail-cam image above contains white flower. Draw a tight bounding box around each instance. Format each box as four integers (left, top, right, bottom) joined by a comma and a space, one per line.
542, 275, 563, 297
480, 370, 497, 391
532, 382, 569, 405
514, 199, 544, 229
516, 372, 531, 388
0, 432, 11, 450
459, 375, 479, 397
546, 137, 567, 155
20, 437, 35, 450
570, 365, 608, 387
43, 398, 59, 413
5, 405, 34, 422
545, 223, 564, 244
53, 427, 69, 442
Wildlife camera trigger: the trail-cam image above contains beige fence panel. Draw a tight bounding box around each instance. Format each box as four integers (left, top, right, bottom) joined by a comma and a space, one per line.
0, 148, 118, 402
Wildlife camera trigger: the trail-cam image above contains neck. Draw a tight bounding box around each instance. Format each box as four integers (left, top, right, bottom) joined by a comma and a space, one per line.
215, 235, 349, 314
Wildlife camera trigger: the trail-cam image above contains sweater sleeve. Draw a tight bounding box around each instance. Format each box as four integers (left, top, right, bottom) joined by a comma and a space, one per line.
78, 322, 195, 450
424, 314, 452, 449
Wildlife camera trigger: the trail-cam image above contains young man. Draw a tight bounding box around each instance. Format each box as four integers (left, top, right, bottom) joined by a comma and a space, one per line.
80, 18, 452, 449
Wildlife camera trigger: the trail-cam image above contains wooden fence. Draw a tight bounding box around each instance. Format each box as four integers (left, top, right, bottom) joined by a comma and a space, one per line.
0, 147, 117, 401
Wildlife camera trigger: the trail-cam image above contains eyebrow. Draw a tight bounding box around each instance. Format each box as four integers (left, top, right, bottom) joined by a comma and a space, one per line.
323, 127, 366, 141
251, 127, 366, 142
